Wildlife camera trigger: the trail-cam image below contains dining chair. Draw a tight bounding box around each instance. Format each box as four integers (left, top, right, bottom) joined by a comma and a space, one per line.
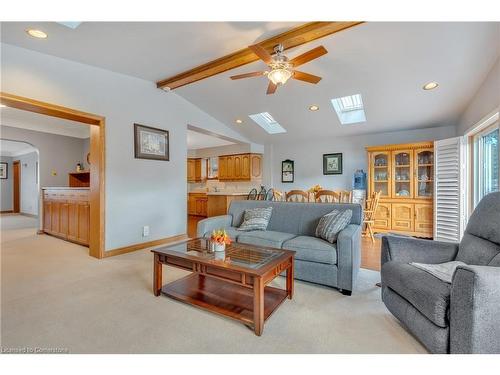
315, 190, 340, 203
257, 186, 267, 201
362, 191, 381, 243
247, 188, 258, 200
339, 190, 353, 203
285, 190, 309, 202
264, 188, 275, 201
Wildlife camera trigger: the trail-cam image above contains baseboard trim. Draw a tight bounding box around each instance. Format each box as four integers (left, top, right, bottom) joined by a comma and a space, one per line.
103, 234, 188, 258
20, 212, 38, 218
0, 210, 14, 214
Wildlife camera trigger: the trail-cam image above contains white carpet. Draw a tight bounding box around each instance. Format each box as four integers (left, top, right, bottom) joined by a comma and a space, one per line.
0, 215, 427, 353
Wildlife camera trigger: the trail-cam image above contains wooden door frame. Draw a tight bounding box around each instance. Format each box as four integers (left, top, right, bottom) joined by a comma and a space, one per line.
0, 92, 105, 259
12, 160, 20, 213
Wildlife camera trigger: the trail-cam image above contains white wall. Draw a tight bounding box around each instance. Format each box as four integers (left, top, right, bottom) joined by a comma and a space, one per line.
1, 126, 86, 187
0, 156, 13, 211
457, 57, 500, 135
17, 151, 38, 215
265, 125, 456, 191
1, 43, 253, 250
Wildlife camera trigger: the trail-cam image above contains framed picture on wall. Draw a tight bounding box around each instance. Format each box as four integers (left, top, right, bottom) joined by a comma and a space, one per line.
0, 162, 7, 179
134, 123, 169, 161
282, 159, 294, 183
323, 153, 343, 175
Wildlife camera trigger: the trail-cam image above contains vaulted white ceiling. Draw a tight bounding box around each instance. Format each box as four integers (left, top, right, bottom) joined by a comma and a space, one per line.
1, 22, 498, 144
187, 129, 235, 149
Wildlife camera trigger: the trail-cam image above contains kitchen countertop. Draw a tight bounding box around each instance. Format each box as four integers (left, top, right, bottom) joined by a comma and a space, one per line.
205, 192, 248, 196
42, 187, 90, 190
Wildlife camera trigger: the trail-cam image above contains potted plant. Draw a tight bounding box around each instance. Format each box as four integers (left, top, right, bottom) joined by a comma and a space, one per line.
210, 229, 232, 252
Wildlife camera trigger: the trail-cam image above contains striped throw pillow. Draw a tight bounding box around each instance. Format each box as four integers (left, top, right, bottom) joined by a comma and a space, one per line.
237, 207, 273, 231
315, 209, 353, 243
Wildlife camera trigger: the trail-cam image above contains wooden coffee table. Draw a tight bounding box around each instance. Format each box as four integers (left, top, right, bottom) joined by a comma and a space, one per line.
152, 238, 295, 336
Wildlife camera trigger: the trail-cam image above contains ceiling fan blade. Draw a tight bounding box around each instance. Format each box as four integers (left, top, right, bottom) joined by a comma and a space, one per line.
266, 81, 278, 95
230, 71, 266, 80
249, 44, 273, 64
290, 46, 328, 68
293, 71, 322, 84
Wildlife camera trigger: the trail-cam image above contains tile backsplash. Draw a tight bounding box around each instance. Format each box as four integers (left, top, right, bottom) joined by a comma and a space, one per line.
188, 180, 262, 193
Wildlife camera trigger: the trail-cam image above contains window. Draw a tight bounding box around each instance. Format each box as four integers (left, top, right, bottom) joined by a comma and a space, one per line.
472, 122, 499, 207
331, 94, 366, 125
248, 112, 286, 134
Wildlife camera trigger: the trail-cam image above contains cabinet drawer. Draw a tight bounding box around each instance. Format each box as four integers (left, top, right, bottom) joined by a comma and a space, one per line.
374, 203, 391, 229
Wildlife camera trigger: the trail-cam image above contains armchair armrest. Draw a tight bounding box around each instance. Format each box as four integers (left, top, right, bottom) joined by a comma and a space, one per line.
381, 235, 458, 266
196, 215, 233, 238
337, 224, 362, 293
450, 265, 500, 353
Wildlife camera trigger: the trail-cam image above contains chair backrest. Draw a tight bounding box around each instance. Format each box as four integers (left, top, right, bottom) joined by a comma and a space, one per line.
228, 200, 363, 236
257, 187, 267, 201
339, 190, 353, 203
315, 190, 340, 203
286, 190, 309, 202
365, 191, 381, 221
247, 188, 258, 200
273, 190, 284, 202
265, 188, 275, 201
456, 192, 500, 266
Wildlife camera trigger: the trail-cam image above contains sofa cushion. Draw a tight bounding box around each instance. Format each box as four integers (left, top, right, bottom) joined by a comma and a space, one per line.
315, 209, 353, 243
282, 236, 337, 265
382, 262, 451, 328
237, 207, 273, 231
237, 230, 297, 249
203, 227, 243, 241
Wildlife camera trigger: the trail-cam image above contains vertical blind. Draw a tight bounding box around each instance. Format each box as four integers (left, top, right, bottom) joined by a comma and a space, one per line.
434, 137, 466, 242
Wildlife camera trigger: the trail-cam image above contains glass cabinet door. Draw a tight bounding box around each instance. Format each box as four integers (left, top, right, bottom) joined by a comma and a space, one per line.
414, 149, 434, 199
371, 152, 391, 197
392, 150, 413, 198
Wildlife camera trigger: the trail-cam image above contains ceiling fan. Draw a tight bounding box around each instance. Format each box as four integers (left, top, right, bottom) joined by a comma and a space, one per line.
230, 43, 328, 95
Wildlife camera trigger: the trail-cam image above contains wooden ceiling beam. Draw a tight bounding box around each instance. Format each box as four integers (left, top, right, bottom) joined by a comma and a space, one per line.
156, 21, 363, 90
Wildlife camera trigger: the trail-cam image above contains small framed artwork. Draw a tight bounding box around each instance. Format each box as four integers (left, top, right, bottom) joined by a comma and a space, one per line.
0, 162, 7, 179
281, 159, 294, 183
134, 123, 169, 161
323, 153, 343, 175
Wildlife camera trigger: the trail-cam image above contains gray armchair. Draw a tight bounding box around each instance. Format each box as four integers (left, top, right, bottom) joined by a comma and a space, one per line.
381, 192, 500, 354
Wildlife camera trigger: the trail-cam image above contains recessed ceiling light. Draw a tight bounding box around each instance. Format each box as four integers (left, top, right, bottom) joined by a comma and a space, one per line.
235, 119, 243, 124
26, 29, 48, 39
423, 82, 439, 90
309, 105, 320, 111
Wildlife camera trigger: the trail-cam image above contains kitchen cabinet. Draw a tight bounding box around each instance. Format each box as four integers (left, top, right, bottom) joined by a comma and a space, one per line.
188, 193, 208, 217
367, 141, 434, 238
187, 158, 202, 182
218, 153, 262, 181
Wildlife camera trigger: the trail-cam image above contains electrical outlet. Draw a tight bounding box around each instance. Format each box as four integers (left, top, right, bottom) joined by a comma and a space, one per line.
142, 226, 150, 237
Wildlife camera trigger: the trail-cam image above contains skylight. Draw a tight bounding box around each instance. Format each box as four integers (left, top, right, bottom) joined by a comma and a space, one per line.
331, 94, 367, 125
248, 112, 286, 134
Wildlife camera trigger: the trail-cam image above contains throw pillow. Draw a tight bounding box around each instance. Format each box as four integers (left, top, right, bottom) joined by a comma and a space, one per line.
237, 207, 273, 231
315, 209, 353, 243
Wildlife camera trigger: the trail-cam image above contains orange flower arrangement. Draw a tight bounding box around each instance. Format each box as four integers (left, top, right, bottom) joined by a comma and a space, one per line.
210, 229, 232, 245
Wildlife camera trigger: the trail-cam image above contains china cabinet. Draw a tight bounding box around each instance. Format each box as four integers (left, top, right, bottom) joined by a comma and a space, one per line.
367, 141, 434, 238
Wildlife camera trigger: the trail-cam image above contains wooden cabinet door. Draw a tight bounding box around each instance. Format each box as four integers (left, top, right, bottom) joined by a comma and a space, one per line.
194, 159, 202, 181
226, 156, 235, 180
187, 159, 194, 182
218, 156, 227, 180
43, 200, 52, 233
241, 154, 251, 179
369, 151, 391, 198
233, 155, 242, 180
59, 202, 69, 238
201, 199, 207, 216
250, 154, 262, 179
415, 204, 433, 235
392, 203, 414, 232
392, 150, 413, 199
51, 201, 61, 235
194, 198, 208, 216
414, 148, 434, 199
187, 196, 196, 215
77, 202, 90, 245
374, 202, 391, 229
67, 202, 78, 242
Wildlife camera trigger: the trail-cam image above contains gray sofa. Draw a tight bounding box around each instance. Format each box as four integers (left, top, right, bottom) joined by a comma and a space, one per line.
197, 200, 362, 295
381, 191, 500, 353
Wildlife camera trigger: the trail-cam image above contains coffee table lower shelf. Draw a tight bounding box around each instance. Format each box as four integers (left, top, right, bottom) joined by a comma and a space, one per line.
161, 273, 288, 329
